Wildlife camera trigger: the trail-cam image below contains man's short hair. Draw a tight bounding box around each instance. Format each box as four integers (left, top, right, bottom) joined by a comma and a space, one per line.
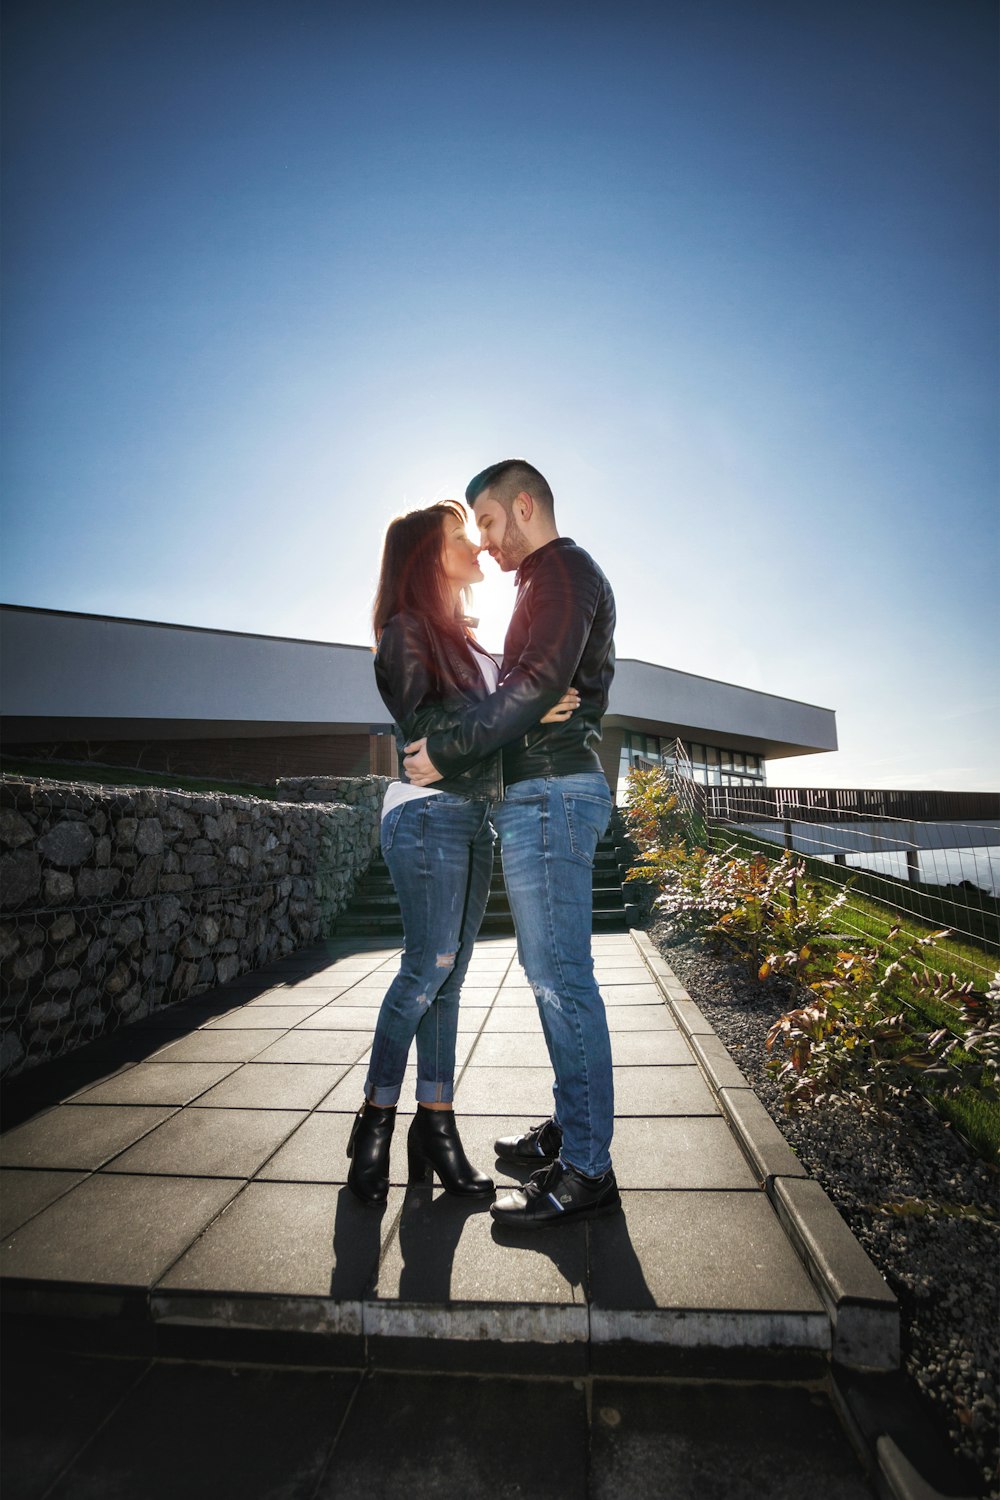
465, 459, 555, 518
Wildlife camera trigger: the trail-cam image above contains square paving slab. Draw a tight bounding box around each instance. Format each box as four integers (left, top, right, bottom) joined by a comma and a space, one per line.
599, 983, 670, 1005
205, 1004, 323, 1029
249, 1031, 372, 1065
158, 1180, 402, 1300
101, 1107, 307, 1178
610, 1117, 757, 1188
316, 1370, 587, 1500
146, 1029, 286, 1063
605, 1006, 678, 1032
611, 1064, 718, 1116
34, 1361, 359, 1500
610, 1031, 694, 1065
464, 1032, 552, 1067
0, 1173, 241, 1287
0, 1104, 177, 1171
314, 1064, 416, 1114
481, 1007, 550, 1033
244, 984, 356, 1004
587, 1381, 872, 1500
451, 1066, 557, 1116
254, 1111, 356, 1183
67, 1061, 240, 1107
194, 1063, 351, 1111
274, 970, 384, 988
374, 1185, 587, 1309
295, 1005, 413, 1030
0, 1348, 150, 1500
588, 1190, 826, 1316
0, 1168, 89, 1238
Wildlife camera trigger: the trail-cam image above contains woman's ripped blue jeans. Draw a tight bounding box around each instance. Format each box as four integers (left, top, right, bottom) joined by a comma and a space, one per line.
364, 793, 494, 1106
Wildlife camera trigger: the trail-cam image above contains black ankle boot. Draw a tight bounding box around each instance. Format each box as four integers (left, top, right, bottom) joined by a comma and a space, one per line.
407, 1107, 494, 1198
346, 1101, 396, 1206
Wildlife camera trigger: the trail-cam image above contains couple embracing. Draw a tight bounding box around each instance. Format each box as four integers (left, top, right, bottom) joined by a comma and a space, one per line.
347, 459, 619, 1232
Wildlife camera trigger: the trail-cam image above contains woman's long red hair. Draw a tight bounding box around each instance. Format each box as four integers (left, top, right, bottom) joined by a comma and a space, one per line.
372, 500, 474, 644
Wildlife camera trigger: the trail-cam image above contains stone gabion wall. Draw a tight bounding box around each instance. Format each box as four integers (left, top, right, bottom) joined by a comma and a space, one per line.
0, 773, 389, 1078
274, 775, 392, 810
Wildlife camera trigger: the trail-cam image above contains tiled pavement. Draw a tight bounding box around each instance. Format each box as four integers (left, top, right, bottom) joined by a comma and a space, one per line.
0, 931, 845, 1371
0, 924, 833, 1362
1, 930, 904, 1496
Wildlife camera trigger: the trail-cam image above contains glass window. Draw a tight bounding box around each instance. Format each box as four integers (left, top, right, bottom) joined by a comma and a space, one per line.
707, 746, 719, 766
708, 767, 721, 785
721, 750, 733, 770
734, 752, 745, 774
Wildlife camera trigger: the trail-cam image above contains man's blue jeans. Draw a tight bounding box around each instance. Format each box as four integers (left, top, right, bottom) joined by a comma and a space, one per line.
493, 772, 614, 1176
365, 794, 494, 1106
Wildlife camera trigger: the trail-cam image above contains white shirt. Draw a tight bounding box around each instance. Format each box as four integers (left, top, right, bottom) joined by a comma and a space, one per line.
381, 648, 499, 818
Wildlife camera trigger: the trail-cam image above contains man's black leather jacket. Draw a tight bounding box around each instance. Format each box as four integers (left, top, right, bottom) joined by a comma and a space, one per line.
374, 612, 502, 801
425, 537, 616, 787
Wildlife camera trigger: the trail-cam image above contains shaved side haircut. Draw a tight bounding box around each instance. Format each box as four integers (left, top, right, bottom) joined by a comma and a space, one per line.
465, 459, 555, 520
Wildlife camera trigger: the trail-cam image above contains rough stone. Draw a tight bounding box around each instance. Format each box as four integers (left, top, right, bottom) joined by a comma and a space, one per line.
44, 870, 75, 904
76, 867, 119, 903
37, 821, 95, 867
0, 1030, 25, 1071
0, 807, 35, 848
56, 937, 89, 966
0, 852, 42, 908
29, 999, 72, 1024
156, 895, 183, 929
115, 984, 143, 1015
48, 913, 76, 942
13, 949, 44, 981
130, 855, 163, 898
47, 968, 81, 993
135, 818, 165, 855
114, 816, 138, 848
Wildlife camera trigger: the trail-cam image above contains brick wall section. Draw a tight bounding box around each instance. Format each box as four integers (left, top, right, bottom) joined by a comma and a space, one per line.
0, 774, 389, 1078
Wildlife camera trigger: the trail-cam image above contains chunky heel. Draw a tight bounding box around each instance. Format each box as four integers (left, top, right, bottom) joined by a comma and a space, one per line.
346, 1101, 396, 1206
407, 1108, 494, 1199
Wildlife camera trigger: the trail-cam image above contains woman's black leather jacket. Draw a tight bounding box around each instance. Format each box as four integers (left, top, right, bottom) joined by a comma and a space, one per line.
374, 611, 502, 802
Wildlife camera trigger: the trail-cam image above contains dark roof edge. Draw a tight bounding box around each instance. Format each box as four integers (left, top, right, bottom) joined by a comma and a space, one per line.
618, 654, 835, 717
0, 602, 373, 655
0, 603, 833, 714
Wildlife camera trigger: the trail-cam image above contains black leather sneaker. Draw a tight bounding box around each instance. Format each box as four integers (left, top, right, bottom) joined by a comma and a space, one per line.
491, 1158, 621, 1230
493, 1118, 563, 1164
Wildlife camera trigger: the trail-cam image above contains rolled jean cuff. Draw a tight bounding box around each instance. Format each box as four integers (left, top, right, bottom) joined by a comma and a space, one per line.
414, 1078, 455, 1105
560, 1151, 613, 1178
364, 1078, 402, 1108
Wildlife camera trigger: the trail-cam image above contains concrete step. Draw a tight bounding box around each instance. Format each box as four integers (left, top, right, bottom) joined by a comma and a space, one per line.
337, 835, 632, 938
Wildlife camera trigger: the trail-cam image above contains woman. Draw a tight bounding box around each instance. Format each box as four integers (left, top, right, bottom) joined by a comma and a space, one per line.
347, 501, 576, 1206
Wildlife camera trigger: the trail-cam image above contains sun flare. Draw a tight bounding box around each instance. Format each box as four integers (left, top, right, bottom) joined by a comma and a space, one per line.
470, 560, 515, 654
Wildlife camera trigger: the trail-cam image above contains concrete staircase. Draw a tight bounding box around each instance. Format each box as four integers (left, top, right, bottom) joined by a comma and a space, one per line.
335, 831, 637, 939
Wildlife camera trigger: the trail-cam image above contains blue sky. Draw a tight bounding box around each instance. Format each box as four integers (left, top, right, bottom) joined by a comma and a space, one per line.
2, 0, 997, 789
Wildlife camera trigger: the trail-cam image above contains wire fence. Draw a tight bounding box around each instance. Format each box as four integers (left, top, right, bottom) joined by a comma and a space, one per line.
649, 741, 1000, 986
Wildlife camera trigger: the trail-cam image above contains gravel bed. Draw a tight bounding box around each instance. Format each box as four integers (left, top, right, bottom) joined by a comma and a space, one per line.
649, 922, 1000, 1498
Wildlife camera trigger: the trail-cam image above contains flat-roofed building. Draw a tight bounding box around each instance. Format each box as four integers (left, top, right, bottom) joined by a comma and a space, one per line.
0, 605, 837, 796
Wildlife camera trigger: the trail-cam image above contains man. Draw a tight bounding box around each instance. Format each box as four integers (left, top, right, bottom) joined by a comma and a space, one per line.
403, 458, 619, 1229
